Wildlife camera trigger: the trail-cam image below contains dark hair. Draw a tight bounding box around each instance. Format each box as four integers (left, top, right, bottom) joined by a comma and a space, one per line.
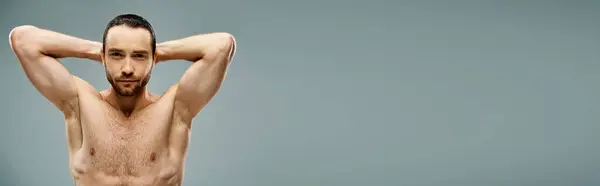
102, 14, 156, 54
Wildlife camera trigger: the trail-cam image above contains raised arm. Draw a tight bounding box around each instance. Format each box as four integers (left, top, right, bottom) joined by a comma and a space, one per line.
158, 32, 236, 123
9, 25, 101, 153
9, 25, 101, 111
157, 32, 235, 159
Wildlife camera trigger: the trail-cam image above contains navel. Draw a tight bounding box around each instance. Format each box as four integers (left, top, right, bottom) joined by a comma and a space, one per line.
150, 152, 157, 162
89, 148, 96, 156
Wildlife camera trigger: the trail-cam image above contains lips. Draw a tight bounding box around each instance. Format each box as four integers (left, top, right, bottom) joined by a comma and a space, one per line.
117, 80, 138, 85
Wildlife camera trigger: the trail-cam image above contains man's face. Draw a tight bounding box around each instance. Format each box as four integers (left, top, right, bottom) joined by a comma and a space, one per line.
102, 25, 156, 97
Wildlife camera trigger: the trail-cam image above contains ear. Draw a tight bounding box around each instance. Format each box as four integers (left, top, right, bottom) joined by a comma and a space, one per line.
100, 49, 106, 67
153, 52, 159, 65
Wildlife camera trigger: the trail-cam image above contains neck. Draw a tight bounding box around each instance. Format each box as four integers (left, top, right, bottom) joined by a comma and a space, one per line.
106, 87, 152, 117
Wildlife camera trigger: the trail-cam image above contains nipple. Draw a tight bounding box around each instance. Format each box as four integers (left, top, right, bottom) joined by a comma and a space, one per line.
150, 152, 157, 162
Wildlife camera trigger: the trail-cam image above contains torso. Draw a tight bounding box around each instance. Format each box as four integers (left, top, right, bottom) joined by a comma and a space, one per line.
67, 80, 188, 186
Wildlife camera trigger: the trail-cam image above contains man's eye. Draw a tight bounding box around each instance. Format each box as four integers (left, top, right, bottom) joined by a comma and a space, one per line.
111, 53, 123, 57
133, 54, 146, 58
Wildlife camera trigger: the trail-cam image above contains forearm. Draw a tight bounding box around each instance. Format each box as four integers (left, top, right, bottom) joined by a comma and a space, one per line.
156, 32, 235, 62
9, 25, 101, 61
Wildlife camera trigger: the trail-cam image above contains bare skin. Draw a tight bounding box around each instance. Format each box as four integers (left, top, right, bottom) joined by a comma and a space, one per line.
9, 25, 236, 186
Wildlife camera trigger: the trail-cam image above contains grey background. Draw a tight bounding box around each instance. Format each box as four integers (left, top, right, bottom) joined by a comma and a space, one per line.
0, 0, 599, 186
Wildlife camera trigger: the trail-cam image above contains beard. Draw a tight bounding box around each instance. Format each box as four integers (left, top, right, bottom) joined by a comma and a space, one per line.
107, 71, 151, 97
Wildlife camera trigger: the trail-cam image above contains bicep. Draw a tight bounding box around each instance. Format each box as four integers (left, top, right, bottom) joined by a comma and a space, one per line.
13, 45, 78, 110
16, 52, 83, 152
174, 47, 234, 121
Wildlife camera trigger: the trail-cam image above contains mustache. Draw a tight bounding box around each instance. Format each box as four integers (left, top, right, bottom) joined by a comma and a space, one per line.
115, 77, 140, 82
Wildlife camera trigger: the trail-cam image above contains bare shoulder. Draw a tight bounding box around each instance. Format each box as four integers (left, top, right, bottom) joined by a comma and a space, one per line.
154, 85, 192, 123
72, 76, 101, 98
161, 85, 179, 100
153, 85, 178, 104
144, 85, 179, 113
60, 76, 99, 118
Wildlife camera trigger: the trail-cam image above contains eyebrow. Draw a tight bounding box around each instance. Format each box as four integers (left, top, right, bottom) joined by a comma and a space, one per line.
107, 48, 149, 55
132, 50, 150, 55
107, 48, 124, 53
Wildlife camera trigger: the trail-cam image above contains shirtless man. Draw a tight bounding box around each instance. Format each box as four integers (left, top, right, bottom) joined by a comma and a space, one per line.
8, 14, 236, 185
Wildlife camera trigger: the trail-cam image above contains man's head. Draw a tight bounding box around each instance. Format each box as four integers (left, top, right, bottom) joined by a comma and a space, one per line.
102, 14, 156, 97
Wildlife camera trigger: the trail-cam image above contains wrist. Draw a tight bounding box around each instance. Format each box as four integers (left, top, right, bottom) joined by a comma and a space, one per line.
156, 42, 170, 62
81, 41, 102, 62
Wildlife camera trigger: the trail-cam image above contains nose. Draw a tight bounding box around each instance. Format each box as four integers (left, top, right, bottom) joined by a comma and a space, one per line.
121, 70, 134, 77
121, 61, 134, 77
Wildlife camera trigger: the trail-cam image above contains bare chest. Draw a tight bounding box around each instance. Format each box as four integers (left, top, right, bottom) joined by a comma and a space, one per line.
73, 99, 177, 178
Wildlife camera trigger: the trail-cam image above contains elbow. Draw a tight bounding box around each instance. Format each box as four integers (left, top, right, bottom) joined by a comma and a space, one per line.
191, 33, 236, 62
217, 33, 236, 59
9, 25, 39, 52
9, 25, 37, 47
